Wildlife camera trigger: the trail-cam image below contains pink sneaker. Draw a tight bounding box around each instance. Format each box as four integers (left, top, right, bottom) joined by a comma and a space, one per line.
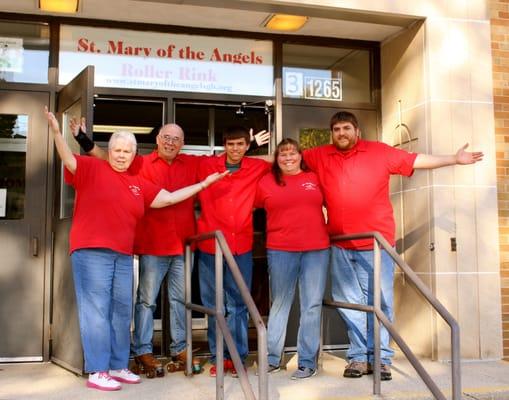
109, 369, 141, 384
87, 371, 121, 391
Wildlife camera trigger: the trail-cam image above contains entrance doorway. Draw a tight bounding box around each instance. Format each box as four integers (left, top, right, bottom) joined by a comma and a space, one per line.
281, 104, 379, 351
0, 90, 50, 361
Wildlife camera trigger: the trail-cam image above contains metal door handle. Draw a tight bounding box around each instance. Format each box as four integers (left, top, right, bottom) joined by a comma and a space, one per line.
32, 237, 39, 257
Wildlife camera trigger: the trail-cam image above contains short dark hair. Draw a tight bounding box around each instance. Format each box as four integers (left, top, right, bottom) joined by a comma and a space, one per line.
223, 125, 250, 145
272, 138, 308, 186
329, 111, 359, 130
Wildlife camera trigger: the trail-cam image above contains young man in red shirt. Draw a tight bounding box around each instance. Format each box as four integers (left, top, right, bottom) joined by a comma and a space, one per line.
196, 126, 271, 377
304, 111, 483, 381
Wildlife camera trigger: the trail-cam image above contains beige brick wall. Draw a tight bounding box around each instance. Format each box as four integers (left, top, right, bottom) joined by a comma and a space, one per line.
491, 0, 509, 360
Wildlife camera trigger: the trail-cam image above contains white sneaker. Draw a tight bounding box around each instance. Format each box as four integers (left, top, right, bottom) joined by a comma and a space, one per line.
87, 371, 121, 391
109, 369, 141, 384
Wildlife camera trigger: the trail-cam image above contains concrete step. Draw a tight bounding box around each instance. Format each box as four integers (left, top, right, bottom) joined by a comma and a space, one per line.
1, 353, 509, 399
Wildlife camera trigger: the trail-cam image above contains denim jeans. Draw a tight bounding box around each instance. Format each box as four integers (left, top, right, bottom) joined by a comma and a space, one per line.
198, 251, 253, 364
266, 249, 329, 369
132, 255, 186, 356
330, 246, 395, 365
71, 248, 133, 373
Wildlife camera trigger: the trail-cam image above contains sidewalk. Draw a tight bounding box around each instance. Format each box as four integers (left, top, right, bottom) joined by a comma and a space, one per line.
1, 352, 509, 399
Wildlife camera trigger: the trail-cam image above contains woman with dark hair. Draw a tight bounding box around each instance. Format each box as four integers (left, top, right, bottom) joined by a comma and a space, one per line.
256, 138, 329, 380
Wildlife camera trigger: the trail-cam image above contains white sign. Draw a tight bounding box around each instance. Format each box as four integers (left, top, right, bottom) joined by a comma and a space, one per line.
283, 67, 342, 101
304, 77, 342, 101
0, 188, 6, 217
59, 26, 274, 96
0, 37, 23, 73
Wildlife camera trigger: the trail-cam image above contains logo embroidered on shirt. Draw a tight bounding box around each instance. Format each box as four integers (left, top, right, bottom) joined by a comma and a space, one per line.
301, 182, 318, 191
129, 185, 141, 196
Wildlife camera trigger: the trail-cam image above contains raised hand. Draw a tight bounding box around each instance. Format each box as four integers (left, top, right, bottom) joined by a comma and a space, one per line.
250, 129, 271, 146
44, 106, 60, 135
69, 116, 86, 137
44, 106, 77, 173
455, 143, 484, 165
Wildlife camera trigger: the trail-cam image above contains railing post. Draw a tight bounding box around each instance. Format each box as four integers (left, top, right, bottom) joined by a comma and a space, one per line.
257, 319, 268, 400
215, 239, 224, 400
451, 323, 461, 400
373, 238, 381, 395
185, 244, 193, 377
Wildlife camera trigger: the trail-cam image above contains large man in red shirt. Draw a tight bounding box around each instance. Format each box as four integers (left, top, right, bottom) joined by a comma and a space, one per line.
196, 126, 270, 377
304, 111, 483, 381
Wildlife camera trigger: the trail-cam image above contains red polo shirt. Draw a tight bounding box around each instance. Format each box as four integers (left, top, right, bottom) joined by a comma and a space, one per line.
131, 152, 204, 256
304, 140, 417, 250
255, 171, 329, 251
197, 154, 271, 254
65, 155, 160, 255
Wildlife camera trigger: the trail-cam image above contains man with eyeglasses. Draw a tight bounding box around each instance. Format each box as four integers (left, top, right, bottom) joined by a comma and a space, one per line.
72, 120, 270, 378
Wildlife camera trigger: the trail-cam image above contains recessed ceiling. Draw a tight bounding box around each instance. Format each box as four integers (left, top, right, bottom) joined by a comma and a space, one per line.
0, 0, 419, 42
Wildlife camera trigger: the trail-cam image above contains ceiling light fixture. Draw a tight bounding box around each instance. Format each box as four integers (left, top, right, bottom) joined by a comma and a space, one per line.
263, 14, 308, 32
39, 0, 79, 13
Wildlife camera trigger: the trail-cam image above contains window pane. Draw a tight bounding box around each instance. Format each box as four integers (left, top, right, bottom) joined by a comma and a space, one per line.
93, 97, 164, 146
0, 21, 49, 84
214, 105, 268, 154
174, 104, 209, 146
0, 114, 27, 219
283, 44, 371, 103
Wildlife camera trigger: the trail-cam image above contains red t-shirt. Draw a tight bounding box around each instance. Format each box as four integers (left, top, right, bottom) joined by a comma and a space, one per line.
197, 154, 271, 254
255, 171, 329, 251
130, 152, 204, 256
304, 140, 417, 250
64, 155, 160, 255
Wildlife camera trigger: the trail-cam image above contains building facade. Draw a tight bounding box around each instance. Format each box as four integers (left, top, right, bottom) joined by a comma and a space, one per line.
0, 0, 503, 367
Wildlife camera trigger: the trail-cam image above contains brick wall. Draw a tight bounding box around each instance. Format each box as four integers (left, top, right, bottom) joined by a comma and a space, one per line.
491, 0, 509, 360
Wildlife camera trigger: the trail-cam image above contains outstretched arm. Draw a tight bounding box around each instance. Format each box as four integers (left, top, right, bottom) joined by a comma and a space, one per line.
150, 170, 229, 208
413, 143, 484, 169
69, 117, 108, 160
44, 106, 77, 174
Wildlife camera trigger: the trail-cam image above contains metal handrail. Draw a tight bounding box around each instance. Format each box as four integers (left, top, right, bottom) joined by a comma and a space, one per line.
325, 232, 461, 400
184, 230, 268, 400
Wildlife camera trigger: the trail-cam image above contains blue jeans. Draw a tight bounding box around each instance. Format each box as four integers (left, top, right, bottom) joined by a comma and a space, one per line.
71, 248, 133, 373
198, 251, 253, 364
132, 255, 186, 356
330, 246, 395, 365
266, 249, 329, 369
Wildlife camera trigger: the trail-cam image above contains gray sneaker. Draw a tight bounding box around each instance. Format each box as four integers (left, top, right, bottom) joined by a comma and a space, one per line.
255, 364, 280, 376
291, 366, 317, 380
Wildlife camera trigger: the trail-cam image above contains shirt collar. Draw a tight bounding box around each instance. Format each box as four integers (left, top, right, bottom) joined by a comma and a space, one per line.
326, 139, 368, 156
216, 153, 244, 170
148, 150, 184, 164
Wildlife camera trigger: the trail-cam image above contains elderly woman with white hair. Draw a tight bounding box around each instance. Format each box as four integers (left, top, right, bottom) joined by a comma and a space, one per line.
45, 107, 227, 392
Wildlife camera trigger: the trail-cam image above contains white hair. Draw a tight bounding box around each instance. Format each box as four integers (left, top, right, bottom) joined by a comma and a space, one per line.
109, 130, 137, 152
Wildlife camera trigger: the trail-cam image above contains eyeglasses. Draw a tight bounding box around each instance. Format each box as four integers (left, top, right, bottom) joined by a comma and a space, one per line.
159, 135, 182, 144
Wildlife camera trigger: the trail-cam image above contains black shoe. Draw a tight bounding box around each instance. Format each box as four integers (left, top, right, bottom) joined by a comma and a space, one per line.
343, 361, 368, 378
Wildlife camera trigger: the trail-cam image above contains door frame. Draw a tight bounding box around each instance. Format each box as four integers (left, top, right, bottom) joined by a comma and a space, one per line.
50, 66, 94, 374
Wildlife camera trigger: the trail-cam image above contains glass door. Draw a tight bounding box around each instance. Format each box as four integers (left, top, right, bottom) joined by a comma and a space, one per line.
0, 90, 49, 361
